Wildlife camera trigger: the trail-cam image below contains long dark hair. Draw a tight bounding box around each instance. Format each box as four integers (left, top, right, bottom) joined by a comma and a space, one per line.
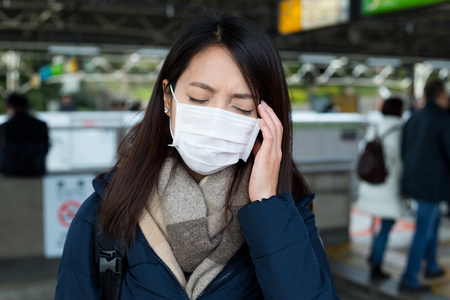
101, 15, 310, 245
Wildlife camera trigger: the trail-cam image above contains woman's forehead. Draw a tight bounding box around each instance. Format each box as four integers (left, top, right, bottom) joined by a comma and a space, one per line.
179, 47, 251, 93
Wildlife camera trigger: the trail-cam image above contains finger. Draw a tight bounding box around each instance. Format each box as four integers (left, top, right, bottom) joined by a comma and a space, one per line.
257, 103, 277, 150
256, 118, 277, 164
257, 107, 276, 157
261, 101, 283, 149
259, 101, 282, 151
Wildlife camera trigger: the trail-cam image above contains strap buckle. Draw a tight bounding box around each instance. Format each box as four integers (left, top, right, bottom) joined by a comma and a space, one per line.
97, 248, 124, 274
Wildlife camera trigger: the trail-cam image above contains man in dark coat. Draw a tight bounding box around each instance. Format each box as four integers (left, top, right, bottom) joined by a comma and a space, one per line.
400, 79, 450, 293
0, 92, 49, 176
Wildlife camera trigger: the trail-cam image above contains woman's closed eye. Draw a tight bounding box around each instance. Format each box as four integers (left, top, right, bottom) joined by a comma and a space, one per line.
189, 96, 254, 115
233, 106, 253, 115
189, 97, 209, 104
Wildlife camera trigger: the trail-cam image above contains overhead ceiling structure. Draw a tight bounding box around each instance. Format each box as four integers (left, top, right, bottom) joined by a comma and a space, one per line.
0, 0, 450, 61
0, 0, 276, 53
284, 2, 450, 62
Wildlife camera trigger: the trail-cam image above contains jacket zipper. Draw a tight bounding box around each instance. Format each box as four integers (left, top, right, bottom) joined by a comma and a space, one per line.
137, 238, 190, 300
134, 193, 309, 299
196, 255, 249, 299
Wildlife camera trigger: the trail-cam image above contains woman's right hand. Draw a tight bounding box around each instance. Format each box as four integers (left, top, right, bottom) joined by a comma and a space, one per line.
248, 101, 283, 202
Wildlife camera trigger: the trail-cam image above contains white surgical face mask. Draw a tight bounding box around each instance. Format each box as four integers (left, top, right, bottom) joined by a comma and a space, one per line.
168, 84, 260, 175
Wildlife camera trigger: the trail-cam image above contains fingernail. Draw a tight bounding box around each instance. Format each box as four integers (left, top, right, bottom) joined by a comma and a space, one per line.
259, 103, 266, 111
261, 100, 268, 107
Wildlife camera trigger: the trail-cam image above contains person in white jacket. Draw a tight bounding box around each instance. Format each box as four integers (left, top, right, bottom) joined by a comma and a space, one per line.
356, 97, 404, 280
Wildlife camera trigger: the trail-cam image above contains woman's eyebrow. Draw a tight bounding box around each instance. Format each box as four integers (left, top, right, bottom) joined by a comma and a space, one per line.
188, 82, 215, 92
189, 82, 252, 100
232, 93, 253, 99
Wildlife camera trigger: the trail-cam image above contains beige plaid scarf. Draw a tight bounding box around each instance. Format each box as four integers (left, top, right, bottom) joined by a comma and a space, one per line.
139, 157, 250, 299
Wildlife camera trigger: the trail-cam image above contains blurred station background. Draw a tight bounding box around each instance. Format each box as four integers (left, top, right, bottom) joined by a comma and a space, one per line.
0, 0, 450, 299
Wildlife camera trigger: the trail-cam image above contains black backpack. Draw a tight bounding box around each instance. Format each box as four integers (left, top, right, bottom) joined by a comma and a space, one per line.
357, 125, 401, 184
94, 205, 127, 300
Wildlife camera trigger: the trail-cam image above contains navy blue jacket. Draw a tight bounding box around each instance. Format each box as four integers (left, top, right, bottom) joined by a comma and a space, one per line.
55, 175, 339, 299
401, 101, 450, 202
0, 111, 49, 176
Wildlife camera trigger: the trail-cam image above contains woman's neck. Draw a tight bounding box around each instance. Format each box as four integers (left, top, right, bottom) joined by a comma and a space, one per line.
180, 160, 205, 184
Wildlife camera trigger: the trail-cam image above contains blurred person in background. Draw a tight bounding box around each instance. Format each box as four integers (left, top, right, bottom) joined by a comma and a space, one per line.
59, 94, 77, 111
400, 79, 450, 293
0, 92, 49, 176
356, 97, 404, 280
446, 95, 450, 219
55, 14, 339, 299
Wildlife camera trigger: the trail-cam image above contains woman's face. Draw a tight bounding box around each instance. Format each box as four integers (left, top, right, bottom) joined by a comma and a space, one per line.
163, 46, 259, 133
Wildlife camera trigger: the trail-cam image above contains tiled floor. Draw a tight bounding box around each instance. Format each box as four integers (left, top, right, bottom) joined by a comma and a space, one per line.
327, 207, 450, 300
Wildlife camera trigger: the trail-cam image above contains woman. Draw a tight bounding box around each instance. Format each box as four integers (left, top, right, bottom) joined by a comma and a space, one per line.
56, 15, 339, 299
356, 97, 404, 280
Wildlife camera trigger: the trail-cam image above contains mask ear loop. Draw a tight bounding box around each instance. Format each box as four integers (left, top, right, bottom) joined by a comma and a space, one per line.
168, 84, 179, 143
169, 84, 179, 104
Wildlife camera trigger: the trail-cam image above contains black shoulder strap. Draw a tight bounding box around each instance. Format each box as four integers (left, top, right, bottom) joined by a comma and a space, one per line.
94, 203, 127, 300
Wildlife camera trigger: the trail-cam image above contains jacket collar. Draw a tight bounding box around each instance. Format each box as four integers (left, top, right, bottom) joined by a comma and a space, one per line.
10, 111, 30, 119
425, 100, 445, 112
296, 193, 316, 212
92, 170, 115, 198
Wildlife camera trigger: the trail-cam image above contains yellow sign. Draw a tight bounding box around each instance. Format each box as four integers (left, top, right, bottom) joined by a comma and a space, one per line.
278, 0, 301, 34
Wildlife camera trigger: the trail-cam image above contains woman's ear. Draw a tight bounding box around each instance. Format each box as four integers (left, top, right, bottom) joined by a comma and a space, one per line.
162, 79, 171, 117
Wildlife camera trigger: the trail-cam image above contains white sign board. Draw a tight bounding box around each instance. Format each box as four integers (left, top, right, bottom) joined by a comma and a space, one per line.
301, 0, 349, 30
47, 128, 117, 172
43, 174, 95, 258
